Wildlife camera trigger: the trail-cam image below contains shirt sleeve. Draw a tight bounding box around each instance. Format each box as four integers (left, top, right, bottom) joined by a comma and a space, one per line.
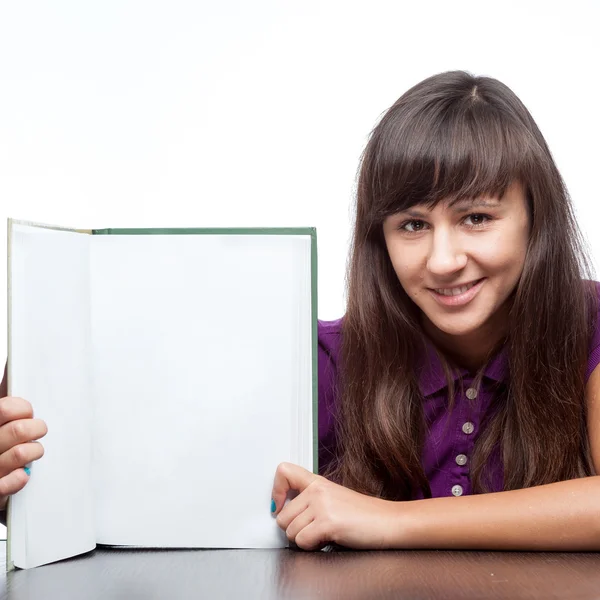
0, 361, 7, 399
317, 319, 342, 475
585, 281, 600, 383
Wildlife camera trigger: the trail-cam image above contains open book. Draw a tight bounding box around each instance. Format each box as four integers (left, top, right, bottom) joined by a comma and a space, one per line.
6, 220, 317, 570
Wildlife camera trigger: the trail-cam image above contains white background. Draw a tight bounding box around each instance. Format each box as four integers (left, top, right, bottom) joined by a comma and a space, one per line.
1, 1, 599, 538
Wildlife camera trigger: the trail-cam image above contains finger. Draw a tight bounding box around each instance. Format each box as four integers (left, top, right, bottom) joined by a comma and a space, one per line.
284, 507, 315, 544
0, 467, 30, 502
0, 418, 48, 455
294, 521, 329, 551
272, 462, 317, 514
0, 396, 34, 427
0, 442, 44, 478
276, 492, 310, 531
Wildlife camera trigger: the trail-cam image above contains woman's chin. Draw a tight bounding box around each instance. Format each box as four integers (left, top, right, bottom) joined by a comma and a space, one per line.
423, 314, 487, 339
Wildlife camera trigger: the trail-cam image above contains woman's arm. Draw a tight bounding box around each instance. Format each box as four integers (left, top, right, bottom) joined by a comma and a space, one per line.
272, 364, 600, 551
396, 475, 600, 551
399, 362, 600, 550
272, 462, 600, 551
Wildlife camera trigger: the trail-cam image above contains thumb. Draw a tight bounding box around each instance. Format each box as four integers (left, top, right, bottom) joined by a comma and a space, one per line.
271, 462, 317, 514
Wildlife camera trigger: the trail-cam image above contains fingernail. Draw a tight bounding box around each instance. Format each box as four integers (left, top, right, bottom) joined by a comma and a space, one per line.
23, 467, 31, 476
270, 498, 276, 513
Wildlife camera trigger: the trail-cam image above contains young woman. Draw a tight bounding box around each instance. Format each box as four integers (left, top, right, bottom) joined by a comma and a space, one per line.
271, 70, 600, 551
1, 71, 599, 550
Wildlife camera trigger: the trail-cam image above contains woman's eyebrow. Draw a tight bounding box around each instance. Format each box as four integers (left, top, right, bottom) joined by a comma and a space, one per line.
401, 199, 501, 218
401, 207, 430, 218
452, 198, 502, 212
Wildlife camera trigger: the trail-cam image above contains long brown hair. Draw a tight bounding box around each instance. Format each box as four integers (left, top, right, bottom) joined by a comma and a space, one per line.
329, 70, 597, 499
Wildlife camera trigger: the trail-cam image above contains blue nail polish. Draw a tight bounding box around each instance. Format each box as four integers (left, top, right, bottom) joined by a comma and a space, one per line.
271, 498, 276, 513
23, 467, 31, 476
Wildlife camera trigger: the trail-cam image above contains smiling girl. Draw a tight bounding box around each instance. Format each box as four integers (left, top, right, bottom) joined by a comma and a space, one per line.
271, 70, 600, 551
1, 71, 599, 551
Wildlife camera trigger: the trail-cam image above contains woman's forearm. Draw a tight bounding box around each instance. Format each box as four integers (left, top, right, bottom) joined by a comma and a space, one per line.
395, 475, 600, 551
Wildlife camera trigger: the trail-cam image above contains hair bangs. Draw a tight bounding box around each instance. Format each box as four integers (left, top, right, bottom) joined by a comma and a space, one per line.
370, 94, 534, 223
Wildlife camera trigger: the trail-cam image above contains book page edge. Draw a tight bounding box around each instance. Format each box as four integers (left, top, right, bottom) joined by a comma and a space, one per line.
8, 218, 91, 234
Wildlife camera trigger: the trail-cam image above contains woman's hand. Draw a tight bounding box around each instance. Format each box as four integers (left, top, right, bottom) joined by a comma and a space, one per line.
0, 363, 47, 511
271, 462, 402, 551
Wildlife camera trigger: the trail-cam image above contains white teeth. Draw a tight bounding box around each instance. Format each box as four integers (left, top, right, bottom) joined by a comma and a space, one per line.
434, 280, 479, 296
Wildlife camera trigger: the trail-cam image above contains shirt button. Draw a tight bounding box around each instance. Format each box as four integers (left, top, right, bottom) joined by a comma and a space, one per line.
451, 484, 464, 497
462, 421, 475, 435
455, 454, 468, 466
466, 387, 478, 400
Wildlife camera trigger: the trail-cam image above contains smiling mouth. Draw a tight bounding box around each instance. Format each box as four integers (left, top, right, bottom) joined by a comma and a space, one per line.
431, 278, 484, 297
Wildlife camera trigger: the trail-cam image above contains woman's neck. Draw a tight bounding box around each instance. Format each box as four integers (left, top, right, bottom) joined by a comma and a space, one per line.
421, 307, 509, 373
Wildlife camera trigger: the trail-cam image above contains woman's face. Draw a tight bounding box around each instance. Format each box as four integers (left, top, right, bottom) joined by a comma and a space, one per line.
382, 180, 530, 343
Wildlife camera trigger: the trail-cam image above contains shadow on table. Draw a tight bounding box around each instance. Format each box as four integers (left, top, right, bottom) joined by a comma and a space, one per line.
275, 547, 600, 600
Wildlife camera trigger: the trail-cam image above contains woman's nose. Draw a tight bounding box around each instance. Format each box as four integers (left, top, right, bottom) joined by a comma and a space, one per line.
426, 229, 468, 277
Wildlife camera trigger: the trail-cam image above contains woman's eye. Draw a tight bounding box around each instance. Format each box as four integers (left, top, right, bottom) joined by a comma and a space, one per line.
464, 214, 491, 227
401, 220, 427, 233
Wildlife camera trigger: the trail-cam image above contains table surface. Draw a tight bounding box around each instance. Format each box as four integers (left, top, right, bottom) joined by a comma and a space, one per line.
2, 541, 600, 599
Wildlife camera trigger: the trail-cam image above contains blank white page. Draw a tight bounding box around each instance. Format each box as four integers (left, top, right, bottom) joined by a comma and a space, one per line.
90, 233, 313, 547
8, 222, 96, 569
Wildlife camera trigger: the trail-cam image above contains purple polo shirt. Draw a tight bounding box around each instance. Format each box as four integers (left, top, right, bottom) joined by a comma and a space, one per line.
317, 286, 600, 498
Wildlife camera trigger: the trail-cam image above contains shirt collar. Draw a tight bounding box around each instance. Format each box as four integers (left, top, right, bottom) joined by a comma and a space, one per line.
416, 337, 508, 397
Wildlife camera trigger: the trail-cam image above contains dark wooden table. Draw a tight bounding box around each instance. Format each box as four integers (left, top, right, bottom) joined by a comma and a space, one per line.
2, 541, 600, 599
